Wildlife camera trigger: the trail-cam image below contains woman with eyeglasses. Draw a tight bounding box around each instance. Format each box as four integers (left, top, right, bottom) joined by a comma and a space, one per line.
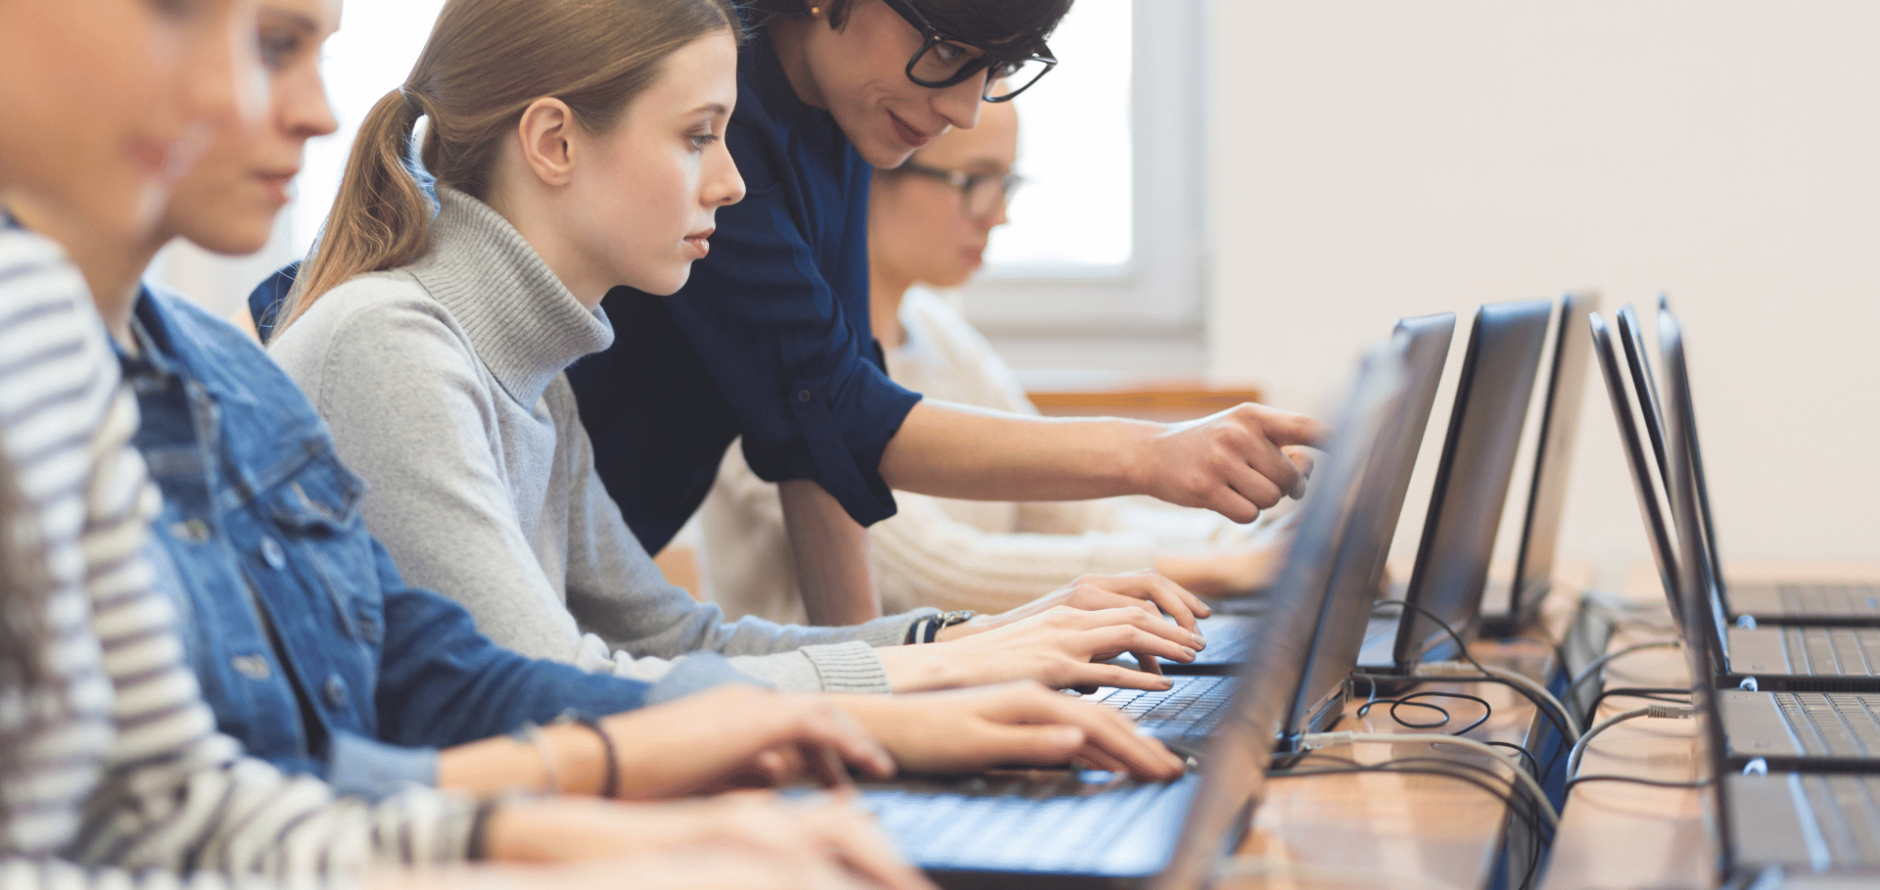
565, 0, 1327, 628
703, 98, 1299, 625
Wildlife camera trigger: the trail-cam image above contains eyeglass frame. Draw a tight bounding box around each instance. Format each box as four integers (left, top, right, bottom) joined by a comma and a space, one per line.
897, 162, 1024, 219
877, 0, 1057, 102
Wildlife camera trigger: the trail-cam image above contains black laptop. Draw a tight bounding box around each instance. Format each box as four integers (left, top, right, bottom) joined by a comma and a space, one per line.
1161, 312, 1454, 676
1355, 299, 1553, 673
1479, 292, 1598, 636
1617, 300, 1880, 626
1662, 351, 1880, 882
1599, 307, 1880, 690
847, 348, 1411, 890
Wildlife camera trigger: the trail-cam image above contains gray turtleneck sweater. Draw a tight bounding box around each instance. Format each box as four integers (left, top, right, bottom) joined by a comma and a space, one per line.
269, 188, 929, 694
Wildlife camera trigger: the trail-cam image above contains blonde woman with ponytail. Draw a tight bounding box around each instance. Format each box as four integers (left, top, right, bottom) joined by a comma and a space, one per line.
261, 0, 1187, 780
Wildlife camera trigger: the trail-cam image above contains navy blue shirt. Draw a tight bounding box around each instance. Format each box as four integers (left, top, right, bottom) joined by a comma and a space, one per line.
566, 29, 924, 554
129, 286, 655, 782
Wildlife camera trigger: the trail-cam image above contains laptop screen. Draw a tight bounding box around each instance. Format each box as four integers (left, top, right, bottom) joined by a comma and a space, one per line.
1153, 345, 1408, 890
1590, 312, 1682, 615
1508, 293, 1598, 615
1287, 312, 1453, 738
1394, 300, 1553, 665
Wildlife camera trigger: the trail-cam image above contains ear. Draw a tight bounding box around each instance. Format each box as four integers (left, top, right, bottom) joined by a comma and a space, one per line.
515, 97, 578, 188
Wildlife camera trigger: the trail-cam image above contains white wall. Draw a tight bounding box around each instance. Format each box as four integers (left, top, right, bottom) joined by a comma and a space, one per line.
1206, 1, 1880, 588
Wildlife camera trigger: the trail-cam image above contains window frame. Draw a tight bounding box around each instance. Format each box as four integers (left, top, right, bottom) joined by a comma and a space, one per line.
956, 0, 1208, 342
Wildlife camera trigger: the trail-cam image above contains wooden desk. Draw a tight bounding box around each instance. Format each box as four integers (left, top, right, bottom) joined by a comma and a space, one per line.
1538, 563, 1880, 890
1026, 383, 1267, 423
1222, 594, 1574, 889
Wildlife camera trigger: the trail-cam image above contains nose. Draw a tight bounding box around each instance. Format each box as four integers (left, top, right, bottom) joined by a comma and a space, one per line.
285, 68, 341, 140
708, 142, 747, 208
931, 74, 984, 131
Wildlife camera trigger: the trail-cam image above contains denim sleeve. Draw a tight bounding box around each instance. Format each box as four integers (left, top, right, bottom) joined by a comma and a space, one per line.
325, 731, 439, 798
368, 539, 652, 748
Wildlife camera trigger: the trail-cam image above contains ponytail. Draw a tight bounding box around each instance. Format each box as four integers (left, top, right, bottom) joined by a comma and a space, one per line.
283, 88, 432, 326
282, 0, 738, 329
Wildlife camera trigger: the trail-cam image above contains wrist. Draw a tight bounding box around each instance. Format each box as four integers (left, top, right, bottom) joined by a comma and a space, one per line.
934, 613, 995, 641
1119, 421, 1163, 497
540, 723, 607, 796
877, 644, 965, 691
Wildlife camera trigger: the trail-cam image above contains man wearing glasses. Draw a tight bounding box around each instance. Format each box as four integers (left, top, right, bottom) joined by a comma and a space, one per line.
569, 0, 1325, 628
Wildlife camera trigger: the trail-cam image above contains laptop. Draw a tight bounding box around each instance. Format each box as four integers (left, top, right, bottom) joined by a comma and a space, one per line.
1160, 312, 1455, 676
1356, 300, 1554, 673
1090, 340, 1420, 749
851, 350, 1408, 890
1617, 300, 1880, 626
1597, 307, 1880, 690
1479, 293, 1599, 636
1663, 360, 1880, 881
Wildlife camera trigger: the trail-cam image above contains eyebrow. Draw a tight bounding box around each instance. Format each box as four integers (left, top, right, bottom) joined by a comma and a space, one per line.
258, 7, 320, 34
690, 103, 731, 117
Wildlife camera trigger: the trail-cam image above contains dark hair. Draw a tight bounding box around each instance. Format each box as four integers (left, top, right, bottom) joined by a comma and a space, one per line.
0, 436, 57, 824
741, 0, 1071, 60
286, 0, 740, 325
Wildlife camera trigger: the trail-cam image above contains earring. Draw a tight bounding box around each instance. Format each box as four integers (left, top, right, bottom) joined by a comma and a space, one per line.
809, 5, 821, 13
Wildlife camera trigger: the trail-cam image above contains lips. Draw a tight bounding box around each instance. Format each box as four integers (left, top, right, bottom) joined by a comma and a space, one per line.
684, 228, 713, 259
887, 111, 932, 149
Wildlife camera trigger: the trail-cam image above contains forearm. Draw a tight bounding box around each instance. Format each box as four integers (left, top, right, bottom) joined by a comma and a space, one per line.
879, 400, 1157, 501
436, 725, 607, 797
779, 479, 883, 625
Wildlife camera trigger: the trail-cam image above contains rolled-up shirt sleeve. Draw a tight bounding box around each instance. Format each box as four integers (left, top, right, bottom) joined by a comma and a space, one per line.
668, 172, 922, 527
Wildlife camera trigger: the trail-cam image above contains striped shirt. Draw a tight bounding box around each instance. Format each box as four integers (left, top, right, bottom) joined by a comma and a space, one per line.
0, 229, 478, 888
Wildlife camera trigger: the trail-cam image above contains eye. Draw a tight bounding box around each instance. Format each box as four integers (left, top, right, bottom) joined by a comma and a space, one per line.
931, 42, 972, 65
689, 133, 720, 151
258, 29, 304, 70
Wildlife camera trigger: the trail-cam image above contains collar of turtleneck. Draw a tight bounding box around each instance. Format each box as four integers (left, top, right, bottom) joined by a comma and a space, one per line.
407, 186, 614, 408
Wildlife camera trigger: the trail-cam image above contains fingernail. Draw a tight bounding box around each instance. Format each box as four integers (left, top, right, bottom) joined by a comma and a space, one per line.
1158, 675, 1174, 688
1189, 631, 1206, 647
1180, 647, 1197, 660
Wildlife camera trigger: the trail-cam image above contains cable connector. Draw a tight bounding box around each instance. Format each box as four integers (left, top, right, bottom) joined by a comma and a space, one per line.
1414, 661, 1482, 677
1645, 703, 1696, 719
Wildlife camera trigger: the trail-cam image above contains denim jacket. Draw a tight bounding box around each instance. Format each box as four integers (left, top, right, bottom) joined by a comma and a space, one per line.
124, 287, 668, 787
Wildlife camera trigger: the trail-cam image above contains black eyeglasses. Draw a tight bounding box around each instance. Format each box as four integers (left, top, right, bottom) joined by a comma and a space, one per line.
878, 0, 1056, 102
899, 162, 1024, 219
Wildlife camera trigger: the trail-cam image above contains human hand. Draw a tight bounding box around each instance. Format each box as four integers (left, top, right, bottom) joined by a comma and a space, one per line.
598, 685, 895, 798
947, 571, 1215, 638
881, 604, 1201, 691
1136, 404, 1328, 523
1157, 510, 1301, 597
480, 792, 930, 890
836, 682, 1187, 780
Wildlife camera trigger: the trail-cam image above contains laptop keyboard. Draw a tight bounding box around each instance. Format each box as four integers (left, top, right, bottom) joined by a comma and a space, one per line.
1779, 584, 1880, 617
1773, 693, 1880, 757
1783, 627, 1880, 676
858, 775, 1178, 871
1086, 675, 1235, 738
1797, 774, 1880, 868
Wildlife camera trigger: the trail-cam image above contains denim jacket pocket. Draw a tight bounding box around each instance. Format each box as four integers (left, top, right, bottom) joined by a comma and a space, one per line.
262, 455, 385, 646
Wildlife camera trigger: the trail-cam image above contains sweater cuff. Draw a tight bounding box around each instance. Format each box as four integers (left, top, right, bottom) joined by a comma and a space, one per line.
796, 641, 892, 694
327, 732, 440, 797
867, 607, 938, 648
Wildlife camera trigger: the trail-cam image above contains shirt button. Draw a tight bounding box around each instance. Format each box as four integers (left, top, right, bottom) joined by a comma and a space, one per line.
323, 676, 348, 708
169, 519, 211, 543
232, 654, 271, 680
795, 388, 813, 404
259, 537, 286, 570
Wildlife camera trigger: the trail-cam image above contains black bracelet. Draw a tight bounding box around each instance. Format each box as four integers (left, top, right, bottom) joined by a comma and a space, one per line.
467, 797, 500, 860
573, 715, 620, 799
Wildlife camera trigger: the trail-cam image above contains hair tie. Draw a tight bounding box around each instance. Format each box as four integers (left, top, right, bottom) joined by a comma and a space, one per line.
399, 88, 422, 117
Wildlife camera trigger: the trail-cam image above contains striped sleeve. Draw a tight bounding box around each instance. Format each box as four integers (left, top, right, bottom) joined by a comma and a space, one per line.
0, 231, 477, 889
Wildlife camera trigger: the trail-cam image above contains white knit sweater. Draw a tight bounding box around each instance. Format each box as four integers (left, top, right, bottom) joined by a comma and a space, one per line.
0, 229, 476, 889
700, 290, 1240, 624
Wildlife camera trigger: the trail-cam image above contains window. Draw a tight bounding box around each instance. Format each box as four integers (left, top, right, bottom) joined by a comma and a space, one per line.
958, 0, 1208, 374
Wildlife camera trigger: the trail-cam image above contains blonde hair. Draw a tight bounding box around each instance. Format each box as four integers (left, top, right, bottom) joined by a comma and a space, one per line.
286, 0, 738, 326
